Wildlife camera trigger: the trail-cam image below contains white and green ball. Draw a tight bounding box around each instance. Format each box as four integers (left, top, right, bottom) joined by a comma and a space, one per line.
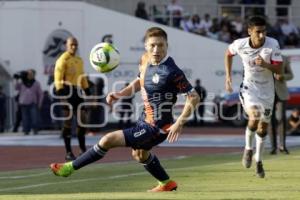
89, 42, 120, 73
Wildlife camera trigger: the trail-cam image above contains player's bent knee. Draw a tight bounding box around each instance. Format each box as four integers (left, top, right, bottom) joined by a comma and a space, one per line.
247, 121, 258, 131
99, 135, 112, 150
256, 131, 267, 138
132, 152, 144, 162
132, 150, 149, 162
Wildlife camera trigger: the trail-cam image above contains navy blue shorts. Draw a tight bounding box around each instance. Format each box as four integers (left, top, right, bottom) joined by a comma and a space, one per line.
123, 120, 168, 150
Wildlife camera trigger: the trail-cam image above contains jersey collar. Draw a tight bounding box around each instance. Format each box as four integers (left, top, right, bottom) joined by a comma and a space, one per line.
150, 55, 169, 66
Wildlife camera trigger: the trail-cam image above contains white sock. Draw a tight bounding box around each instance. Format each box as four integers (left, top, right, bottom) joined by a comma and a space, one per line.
245, 127, 255, 150
255, 134, 265, 162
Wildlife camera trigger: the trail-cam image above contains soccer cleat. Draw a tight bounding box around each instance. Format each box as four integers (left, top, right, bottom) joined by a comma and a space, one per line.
242, 149, 253, 168
148, 180, 177, 192
65, 152, 76, 161
50, 162, 74, 177
256, 161, 265, 178
269, 149, 277, 155
279, 148, 290, 154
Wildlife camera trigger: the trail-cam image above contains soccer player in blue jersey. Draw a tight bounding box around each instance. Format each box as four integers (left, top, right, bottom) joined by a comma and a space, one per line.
50, 27, 200, 192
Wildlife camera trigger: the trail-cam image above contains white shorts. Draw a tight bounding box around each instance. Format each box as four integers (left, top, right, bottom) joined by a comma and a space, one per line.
239, 84, 274, 123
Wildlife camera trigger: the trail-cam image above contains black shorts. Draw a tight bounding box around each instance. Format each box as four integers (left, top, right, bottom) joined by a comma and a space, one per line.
123, 120, 168, 150
61, 89, 84, 113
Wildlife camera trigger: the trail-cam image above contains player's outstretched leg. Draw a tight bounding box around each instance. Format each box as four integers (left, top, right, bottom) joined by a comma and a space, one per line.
50, 144, 107, 177
50, 162, 74, 177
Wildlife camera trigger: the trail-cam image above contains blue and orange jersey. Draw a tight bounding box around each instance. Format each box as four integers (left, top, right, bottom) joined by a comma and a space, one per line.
138, 54, 193, 130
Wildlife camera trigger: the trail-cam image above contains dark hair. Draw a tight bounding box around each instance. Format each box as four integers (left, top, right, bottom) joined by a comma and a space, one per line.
248, 16, 266, 28
145, 27, 168, 41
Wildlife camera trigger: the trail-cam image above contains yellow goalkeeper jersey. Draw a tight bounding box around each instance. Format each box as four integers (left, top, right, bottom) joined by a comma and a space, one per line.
54, 52, 89, 91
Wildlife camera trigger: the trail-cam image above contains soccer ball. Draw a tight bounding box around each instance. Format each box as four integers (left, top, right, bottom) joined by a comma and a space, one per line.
89, 42, 120, 73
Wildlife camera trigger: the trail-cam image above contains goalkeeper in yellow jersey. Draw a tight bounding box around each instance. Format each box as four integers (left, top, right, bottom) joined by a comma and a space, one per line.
54, 37, 90, 161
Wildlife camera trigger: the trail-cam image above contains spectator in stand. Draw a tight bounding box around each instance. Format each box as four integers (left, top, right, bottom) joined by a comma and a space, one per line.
151, 5, 166, 25
280, 18, 299, 36
190, 14, 202, 34
280, 18, 299, 47
266, 18, 285, 48
207, 18, 220, 39
231, 16, 243, 37
199, 13, 212, 35
218, 25, 232, 43
15, 69, 43, 135
0, 86, 6, 133
180, 13, 192, 32
135, 1, 149, 20
166, 0, 184, 28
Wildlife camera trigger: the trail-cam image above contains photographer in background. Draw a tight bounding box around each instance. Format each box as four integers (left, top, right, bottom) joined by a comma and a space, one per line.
15, 69, 43, 135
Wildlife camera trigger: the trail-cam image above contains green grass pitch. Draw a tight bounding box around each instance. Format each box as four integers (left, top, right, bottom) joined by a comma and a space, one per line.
0, 149, 299, 200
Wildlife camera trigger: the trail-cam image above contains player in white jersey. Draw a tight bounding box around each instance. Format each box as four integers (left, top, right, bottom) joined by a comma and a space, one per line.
224, 16, 282, 178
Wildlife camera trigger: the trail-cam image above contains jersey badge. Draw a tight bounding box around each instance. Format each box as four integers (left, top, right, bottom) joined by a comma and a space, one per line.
152, 73, 160, 84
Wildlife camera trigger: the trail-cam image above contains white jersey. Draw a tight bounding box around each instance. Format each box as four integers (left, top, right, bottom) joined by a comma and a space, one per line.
228, 37, 282, 122
228, 37, 282, 99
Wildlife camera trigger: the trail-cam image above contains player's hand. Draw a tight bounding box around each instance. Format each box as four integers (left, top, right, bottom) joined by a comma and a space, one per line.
274, 73, 284, 81
255, 55, 267, 68
106, 92, 119, 106
166, 122, 183, 143
225, 76, 233, 93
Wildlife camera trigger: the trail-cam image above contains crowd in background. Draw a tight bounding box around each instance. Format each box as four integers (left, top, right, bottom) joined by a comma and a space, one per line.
134, 0, 300, 49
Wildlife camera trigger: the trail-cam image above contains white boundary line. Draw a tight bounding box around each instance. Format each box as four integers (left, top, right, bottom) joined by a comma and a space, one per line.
0, 172, 49, 180
0, 161, 237, 192
1, 152, 297, 192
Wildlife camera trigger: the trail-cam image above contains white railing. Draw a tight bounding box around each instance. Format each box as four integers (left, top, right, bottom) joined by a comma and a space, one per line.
147, 3, 300, 27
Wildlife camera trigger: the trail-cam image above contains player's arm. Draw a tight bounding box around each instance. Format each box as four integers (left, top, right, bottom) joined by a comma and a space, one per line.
255, 55, 282, 74
224, 49, 234, 93
282, 58, 294, 81
79, 66, 91, 96
106, 78, 140, 106
81, 73, 89, 90
54, 59, 66, 94
167, 90, 200, 143
289, 118, 300, 130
